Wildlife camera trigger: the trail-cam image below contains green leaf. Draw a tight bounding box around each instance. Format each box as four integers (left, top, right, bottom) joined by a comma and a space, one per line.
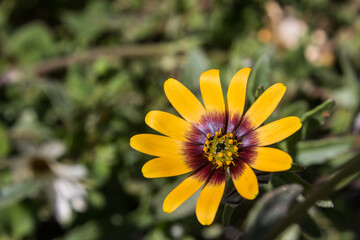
8, 204, 34, 238
279, 100, 309, 118
243, 184, 303, 240
329, 50, 360, 134
330, 109, 354, 134
279, 225, 301, 240
93, 58, 111, 76
5, 22, 56, 64
338, 50, 360, 109
62, 1, 112, 44
314, 199, 334, 208
88, 191, 105, 209
248, 55, 270, 103
39, 81, 73, 123
334, 169, 360, 191
0, 123, 10, 157
296, 137, 353, 166
92, 145, 116, 185
146, 228, 169, 240
0, 0, 15, 30
66, 67, 95, 104
58, 221, 100, 240
181, 48, 210, 89
0, 182, 40, 209
102, 72, 131, 103
278, 172, 334, 208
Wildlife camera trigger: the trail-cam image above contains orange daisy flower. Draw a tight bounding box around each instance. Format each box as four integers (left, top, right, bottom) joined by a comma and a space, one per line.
130, 68, 302, 225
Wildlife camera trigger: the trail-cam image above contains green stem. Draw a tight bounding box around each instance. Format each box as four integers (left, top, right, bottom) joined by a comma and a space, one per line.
222, 204, 235, 227
263, 152, 360, 240
0, 38, 200, 85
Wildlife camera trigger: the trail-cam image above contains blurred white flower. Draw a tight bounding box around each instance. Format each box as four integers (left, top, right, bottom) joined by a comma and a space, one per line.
265, 2, 307, 49
305, 29, 335, 67
278, 16, 307, 49
10, 140, 87, 224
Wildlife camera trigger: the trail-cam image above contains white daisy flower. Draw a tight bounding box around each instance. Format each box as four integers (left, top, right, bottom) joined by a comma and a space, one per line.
10, 140, 87, 224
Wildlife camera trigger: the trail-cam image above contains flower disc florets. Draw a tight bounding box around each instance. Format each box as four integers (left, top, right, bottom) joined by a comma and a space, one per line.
203, 129, 241, 169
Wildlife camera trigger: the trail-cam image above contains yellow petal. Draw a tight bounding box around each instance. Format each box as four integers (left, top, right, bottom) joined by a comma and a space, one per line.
142, 156, 192, 178
252, 116, 302, 146
163, 175, 205, 213
196, 181, 225, 225
164, 78, 206, 125
231, 163, 258, 200
145, 111, 193, 142
249, 147, 293, 172
200, 69, 225, 114
243, 83, 286, 130
226, 67, 251, 118
130, 134, 183, 156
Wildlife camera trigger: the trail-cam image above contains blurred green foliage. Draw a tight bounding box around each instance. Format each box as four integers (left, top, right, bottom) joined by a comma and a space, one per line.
0, 0, 360, 239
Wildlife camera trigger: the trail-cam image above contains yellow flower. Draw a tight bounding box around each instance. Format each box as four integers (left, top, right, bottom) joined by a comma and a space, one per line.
130, 68, 302, 225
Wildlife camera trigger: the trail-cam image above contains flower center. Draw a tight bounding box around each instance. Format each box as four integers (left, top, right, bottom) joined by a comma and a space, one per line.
203, 129, 241, 169
29, 156, 52, 175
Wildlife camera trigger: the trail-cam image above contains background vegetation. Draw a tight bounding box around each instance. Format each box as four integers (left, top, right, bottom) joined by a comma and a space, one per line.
0, 0, 359, 239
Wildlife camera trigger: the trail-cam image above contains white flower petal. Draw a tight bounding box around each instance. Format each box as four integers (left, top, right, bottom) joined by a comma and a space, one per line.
55, 194, 72, 224
10, 158, 34, 181
46, 180, 72, 224
72, 182, 87, 197
15, 140, 37, 155
53, 178, 87, 210
55, 179, 76, 199
71, 197, 87, 212
44, 177, 87, 224
53, 164, 87, 180
39, 141, 66, 159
